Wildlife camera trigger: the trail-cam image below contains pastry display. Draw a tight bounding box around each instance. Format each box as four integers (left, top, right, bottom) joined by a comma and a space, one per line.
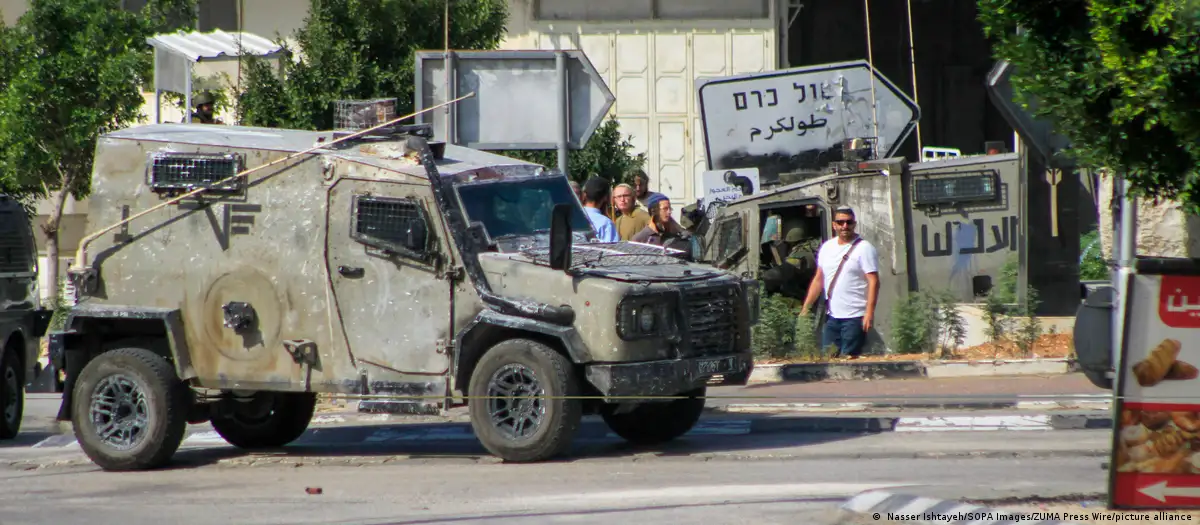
1117, 408, 1200, 473
1133, 339, 1193, 387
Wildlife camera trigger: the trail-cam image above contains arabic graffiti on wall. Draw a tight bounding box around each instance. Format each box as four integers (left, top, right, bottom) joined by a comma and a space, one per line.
920, 215, 1018, 258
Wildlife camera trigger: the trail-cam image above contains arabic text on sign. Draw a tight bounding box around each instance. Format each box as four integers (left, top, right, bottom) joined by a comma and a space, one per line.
1159, 275, 1200, 328
750, 114, 829, 142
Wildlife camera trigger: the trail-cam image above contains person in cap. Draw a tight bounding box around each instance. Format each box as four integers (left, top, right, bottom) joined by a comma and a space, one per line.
801, 206, 880, 359
185, 91, 223, 125
631, 193, 691, 256
581, 176, 620, 243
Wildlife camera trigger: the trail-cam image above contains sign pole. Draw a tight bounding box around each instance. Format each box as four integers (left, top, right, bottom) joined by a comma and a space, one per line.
556, 51, 570, 177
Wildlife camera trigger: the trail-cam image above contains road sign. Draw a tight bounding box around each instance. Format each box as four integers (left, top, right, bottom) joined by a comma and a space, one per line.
413, 50, 615, 160
694, 168, 760, 204
697, 60, 919, 181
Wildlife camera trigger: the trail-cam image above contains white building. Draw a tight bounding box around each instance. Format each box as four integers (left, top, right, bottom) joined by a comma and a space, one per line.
1, 0, 788, 301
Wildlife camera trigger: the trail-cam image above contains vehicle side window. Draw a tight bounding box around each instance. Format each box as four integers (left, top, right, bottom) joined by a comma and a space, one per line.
0, 209, 33, 275
350, 194, 432, 262
712, 215, 744, 264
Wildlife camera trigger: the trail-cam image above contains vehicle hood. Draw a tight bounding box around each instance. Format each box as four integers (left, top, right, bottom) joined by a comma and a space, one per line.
504, 240, 730, 283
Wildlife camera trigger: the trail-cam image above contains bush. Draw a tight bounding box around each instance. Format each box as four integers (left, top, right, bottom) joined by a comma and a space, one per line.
890, 289, 965, 356
1079, 230, 1109, 281
751, 292, 796, 360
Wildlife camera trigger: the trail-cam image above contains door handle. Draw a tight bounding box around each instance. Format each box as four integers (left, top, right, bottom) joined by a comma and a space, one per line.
338, 265, 364, 278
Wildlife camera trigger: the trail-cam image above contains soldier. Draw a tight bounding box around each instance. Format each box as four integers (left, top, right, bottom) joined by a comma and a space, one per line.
783, 225, 820, 274
761, 225, 820, 304
185, 91, 223, 125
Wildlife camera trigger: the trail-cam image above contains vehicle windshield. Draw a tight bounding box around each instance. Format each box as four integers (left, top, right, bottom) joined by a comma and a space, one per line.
456, 176, 593, 241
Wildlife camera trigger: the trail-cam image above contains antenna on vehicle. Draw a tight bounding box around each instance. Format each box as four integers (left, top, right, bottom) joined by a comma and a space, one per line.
68, 92, 478, 288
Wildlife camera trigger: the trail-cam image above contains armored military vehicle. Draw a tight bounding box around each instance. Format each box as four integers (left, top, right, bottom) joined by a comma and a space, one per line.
50, 122, 757, 471
697, 148, 1022, 353
0, 194, 53, 439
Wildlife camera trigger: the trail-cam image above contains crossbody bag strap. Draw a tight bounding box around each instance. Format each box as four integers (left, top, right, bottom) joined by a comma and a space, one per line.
825, 238, 862, 302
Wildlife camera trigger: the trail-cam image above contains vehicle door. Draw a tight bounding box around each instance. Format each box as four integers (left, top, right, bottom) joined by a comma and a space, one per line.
704, 208, 751, 276
325, 179, 452, 377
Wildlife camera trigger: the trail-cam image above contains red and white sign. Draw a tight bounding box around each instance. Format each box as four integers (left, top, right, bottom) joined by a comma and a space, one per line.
1112, 274, 1200, 508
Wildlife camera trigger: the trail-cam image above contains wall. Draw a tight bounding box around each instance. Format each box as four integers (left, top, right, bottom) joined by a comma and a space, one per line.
1097, 175, 1200, 260
502, 0, 778, 206
0, 0, 26, 25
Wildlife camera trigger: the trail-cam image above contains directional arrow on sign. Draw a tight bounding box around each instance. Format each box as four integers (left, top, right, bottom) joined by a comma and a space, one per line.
697, 60, 920, 179
414, 50, 615, 151
1139, 481, 1200, 503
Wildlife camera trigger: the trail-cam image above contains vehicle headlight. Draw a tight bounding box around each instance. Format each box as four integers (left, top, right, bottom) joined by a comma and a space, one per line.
743, 279, 761, 325
618, 297, 675, 340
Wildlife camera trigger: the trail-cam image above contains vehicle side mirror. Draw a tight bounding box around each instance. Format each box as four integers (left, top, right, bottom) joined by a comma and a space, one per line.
549, 203, 572, 271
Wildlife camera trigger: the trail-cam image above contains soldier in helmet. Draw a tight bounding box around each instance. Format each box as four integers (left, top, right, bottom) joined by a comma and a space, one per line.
761, 224, 821, 303
185, 91, 223, 125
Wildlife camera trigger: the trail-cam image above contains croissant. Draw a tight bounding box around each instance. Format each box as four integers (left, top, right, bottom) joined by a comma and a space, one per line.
1152, 428, 1189, 456
1154, 449, 1190, 474
1134, 339, 1182, 386
1168, 361, 1200, 380
1173, 412, 1200, 432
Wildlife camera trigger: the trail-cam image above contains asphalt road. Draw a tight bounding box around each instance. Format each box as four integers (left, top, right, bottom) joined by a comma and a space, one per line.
0, 453, 1107, 525
3, 384, 1115, 525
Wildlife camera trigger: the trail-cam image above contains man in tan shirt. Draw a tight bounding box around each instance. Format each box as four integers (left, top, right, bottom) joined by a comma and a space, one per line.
612, 183, 649, 240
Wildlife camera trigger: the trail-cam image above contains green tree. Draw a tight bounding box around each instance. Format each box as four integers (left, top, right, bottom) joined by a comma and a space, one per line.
237, 0, 509, 130
977, 0, 1200, 214
498, 117, 648, 186
0, 0, 194, 305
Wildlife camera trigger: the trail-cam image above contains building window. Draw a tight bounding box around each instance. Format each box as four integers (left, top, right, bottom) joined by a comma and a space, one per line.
534, 0, 768, 21
198, 0, 239, 32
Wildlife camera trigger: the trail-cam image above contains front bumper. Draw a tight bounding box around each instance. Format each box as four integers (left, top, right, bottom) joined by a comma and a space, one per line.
584, 353, 753, 398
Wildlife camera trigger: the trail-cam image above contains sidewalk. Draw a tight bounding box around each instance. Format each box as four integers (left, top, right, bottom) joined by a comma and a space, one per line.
708, 373, 1109, 411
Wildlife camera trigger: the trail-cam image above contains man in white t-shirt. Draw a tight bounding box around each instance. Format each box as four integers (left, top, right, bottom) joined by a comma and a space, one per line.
800, 206, 880, 358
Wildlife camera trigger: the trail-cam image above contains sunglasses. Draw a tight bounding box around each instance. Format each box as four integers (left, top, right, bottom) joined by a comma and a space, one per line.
834, 219, 856, 226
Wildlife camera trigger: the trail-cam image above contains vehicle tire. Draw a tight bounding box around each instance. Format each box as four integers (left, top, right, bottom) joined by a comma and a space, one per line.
70, 347, 189, 471
468, 338, 582, 462
600, 387, 706, 445
0, 346, 23, 440
210, 391, 316, 449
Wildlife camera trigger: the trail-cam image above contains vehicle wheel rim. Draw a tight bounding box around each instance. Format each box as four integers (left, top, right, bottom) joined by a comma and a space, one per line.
486, 364, 545, 440
3, 364, 18, 425
89, 374, 150, 451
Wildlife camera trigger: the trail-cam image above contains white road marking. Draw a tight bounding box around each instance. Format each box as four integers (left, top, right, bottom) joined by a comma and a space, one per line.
894, 415, 1053, 432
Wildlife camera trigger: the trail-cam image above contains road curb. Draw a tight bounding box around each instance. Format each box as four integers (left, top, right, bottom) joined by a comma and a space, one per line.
747, 358, 1079, 384
707, 399, 1111, 414
840, 490, 1085, 524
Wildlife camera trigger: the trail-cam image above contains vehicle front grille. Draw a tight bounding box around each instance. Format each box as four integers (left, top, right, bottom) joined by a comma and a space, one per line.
681, 284, 739, 357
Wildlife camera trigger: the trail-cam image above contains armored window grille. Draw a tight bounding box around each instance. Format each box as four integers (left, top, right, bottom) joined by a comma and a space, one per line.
0, 211, 32, 275
913, 172, 998, 206
147, 152, 244, 193
334, 99, 397, 132
714, 217, 743, 263
351, 195, 430, 260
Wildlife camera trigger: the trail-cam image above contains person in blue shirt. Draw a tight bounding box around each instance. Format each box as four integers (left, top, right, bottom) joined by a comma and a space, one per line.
581, 176, 619, 243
